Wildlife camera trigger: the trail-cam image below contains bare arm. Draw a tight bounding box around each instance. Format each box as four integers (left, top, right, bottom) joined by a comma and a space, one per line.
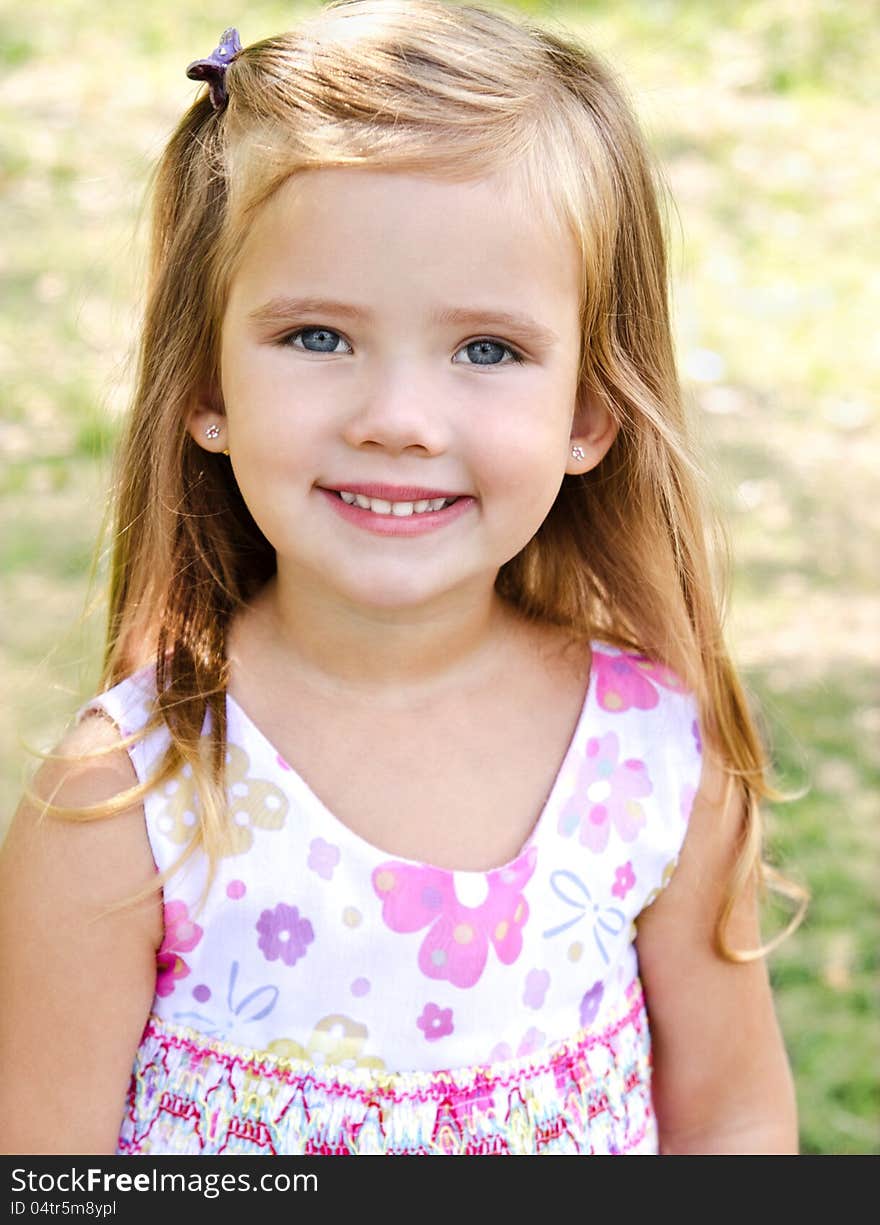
634, 748, 799, 1155
0, 714, 163, 1155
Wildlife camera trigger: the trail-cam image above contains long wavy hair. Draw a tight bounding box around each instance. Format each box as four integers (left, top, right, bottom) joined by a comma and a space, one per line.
27, 0, 807, 957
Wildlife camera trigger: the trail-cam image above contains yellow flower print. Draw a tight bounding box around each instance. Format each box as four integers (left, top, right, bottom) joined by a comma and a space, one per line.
639, 857, 679, 912
267, 1014, 386, 1071
154, 742, 288, 855
265, 1036, 308, 1061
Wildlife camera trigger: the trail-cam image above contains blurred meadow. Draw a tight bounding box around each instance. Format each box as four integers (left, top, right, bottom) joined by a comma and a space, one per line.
2, 0, 878, 1153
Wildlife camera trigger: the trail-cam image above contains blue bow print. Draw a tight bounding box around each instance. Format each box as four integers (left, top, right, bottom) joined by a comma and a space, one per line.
543, 869, 626, 964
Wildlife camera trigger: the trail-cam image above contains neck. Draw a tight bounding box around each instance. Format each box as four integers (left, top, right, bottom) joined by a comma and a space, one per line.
231, 568, 523, 708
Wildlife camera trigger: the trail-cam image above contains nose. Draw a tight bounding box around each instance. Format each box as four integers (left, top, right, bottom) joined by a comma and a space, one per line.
340, 364, 451, 456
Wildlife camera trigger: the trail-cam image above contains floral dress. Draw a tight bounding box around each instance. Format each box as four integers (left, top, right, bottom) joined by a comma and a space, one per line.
76, 641, 703, 1155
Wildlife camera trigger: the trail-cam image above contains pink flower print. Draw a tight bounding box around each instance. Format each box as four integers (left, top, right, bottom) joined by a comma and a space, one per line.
558, 731, 652, 853
680, 782, 697, 823
156, 900, 203, 998
371, 846, 537, 989
308, 837, 340, 880
489, 1027, 546, 1062
579, 980, 604, 1028
256, 903, 314, 967
524, 968, 550, 1009
517, 1026, 545, 1056
417, 1002, 454, 1042
591, 648, 688, 713
611, 861, 636, 900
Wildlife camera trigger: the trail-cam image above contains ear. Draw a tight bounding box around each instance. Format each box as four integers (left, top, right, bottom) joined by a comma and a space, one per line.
566, 383, 618, 476
185, 385, 229, 455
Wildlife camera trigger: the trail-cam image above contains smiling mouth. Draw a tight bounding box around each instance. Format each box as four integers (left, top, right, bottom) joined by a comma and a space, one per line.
328, 490, 461, 517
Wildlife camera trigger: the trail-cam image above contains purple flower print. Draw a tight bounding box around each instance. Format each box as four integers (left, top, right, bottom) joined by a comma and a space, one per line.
557, 730, 652, 854
256, 903, 314, 967
524, 968, 550, 1009
692, 718, 703, 755
579, 980, 604, 1028
417, 1002, 454, 1042
308, 837, 340, 880
611, 861, 636, 900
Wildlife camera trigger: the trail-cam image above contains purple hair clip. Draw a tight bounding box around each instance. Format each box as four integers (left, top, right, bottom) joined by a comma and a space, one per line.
186, 27, 243, 112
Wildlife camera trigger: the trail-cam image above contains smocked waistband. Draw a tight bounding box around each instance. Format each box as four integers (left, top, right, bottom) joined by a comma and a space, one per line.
118, 980, 656, 1155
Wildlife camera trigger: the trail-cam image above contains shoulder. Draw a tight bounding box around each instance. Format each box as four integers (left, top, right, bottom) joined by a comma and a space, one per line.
0, 707, 164, 1153
632, 749, 798, 1148
1, 706, 163, 951
634, 742, 753, 1004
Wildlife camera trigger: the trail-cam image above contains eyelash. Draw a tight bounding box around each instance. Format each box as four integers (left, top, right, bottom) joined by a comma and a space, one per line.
274, 326, 527, 366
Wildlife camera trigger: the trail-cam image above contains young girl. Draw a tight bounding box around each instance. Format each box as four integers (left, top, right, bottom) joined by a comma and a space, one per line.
0, 0, 806, 1156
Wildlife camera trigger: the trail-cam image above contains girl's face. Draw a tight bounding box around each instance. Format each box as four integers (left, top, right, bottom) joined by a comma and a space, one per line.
195, 168, 616, 612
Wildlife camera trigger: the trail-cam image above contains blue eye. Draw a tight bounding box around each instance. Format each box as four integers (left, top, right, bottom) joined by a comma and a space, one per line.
454, 339, 525, 366
276, 327, 526, 365
281, 327, 352, 354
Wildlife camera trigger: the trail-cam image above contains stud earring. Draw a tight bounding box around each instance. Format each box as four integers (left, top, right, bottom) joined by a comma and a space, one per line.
571, 445, 585, 461
205, 424, 221, 440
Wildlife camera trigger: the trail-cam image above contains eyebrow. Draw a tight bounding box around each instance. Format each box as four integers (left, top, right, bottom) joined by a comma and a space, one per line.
246, 295, 560, 349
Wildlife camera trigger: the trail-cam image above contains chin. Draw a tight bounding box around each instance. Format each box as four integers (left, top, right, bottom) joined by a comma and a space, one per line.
346, 582, 448, 612
337, 567, 470, 613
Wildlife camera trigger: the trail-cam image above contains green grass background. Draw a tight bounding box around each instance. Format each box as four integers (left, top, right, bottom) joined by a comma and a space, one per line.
2, 0, 877, 1153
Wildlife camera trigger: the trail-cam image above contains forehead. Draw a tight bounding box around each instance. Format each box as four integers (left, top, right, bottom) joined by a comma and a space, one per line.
227, 167, 581, 317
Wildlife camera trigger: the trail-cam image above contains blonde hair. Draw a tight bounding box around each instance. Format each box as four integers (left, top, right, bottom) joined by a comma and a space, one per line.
27, 0, 807, 958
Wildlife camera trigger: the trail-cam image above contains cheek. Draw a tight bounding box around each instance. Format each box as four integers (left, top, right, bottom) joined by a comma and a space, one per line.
476, 409, 569, 491
227, 466, 290, 553
225, 368, 320, 468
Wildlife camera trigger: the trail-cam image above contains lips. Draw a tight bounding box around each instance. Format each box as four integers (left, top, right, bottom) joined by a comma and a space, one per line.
320, 483, 468, 501
317, 486, 476, 536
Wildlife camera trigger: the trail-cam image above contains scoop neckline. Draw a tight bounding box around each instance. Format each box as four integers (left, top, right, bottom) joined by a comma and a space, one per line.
223, 644, 600, 881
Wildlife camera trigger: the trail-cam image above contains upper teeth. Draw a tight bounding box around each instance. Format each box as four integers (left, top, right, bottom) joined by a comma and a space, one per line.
338, 491, 457, 515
